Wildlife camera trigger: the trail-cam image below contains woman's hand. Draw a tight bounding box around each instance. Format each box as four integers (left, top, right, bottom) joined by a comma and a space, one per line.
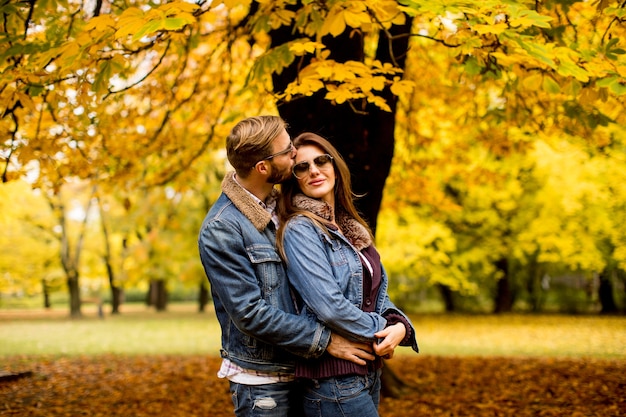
373, 322, 406, 359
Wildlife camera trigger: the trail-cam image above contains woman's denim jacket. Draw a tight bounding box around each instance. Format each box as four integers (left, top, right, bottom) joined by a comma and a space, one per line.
282, 196, 418, 352
198, 173, 330, 373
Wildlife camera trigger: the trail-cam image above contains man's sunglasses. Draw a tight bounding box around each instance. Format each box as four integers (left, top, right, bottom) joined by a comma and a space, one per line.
292, 154, 334, 179
255, 142, 294, 168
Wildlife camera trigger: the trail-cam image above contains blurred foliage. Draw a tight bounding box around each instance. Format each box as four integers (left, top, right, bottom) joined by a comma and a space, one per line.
1, 0, 626, 313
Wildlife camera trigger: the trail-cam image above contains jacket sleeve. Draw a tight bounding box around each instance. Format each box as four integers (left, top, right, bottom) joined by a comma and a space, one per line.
379, 264, 419, 353
282, 218, 387, 342
198, 216, 330, 359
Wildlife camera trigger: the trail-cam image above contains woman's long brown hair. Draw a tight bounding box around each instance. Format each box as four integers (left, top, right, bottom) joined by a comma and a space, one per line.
276, 132, 373, 261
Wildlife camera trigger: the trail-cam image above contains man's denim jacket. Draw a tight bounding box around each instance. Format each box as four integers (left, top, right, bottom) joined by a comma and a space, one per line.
198, 172, 330, 373
282, 195, 418, 352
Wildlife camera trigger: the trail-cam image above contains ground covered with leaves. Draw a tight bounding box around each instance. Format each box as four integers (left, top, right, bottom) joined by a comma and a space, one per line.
1, 355, 624, 416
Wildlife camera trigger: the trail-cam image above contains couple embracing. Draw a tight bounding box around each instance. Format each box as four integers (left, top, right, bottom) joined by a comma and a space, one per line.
198, 115, 418, 417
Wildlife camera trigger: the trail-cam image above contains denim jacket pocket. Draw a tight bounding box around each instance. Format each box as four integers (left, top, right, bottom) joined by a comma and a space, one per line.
245, 243, 284, 300
246, 243, 281, 263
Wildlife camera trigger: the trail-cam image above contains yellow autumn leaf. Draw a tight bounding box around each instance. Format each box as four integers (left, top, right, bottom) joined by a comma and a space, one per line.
58, 41, 81, 67
288, 40, 324, 55
322, 10, 346, 37
116, 8, 147, 39
325, 84, 354, 104
522, 73, 542, 91
270, 9, 295, 29
332, 64, 357, 82
490, 51, 524, 67
344, 60, 370, 77
118, 6, 145, 23
315, 61, 335, 79
159, 1, 199, 15
84, 15, 116, 33
363, 75, 387, 91
367, 95, 391, 112
285, 77, 325, 98
368, 0, 405, 27
343, 7, 369, 28
222, 0, 251, 9
16, 91, 36, 111
351, 77, 373, 93
391, 10, 406, 25
371, 60, 404, 75
473, 23, 508, 35
390, 79, 415, 96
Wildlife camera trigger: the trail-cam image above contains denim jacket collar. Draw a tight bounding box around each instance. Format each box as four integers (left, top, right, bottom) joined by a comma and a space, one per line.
222, 171, 278, 232
292, 194, 372, 251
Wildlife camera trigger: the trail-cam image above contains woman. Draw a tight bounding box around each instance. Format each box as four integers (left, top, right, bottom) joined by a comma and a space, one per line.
276, 132, 419, 417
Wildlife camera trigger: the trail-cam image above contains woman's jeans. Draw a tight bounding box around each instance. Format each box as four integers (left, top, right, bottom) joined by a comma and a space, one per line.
302, 370, 382, 417
229, 381, 304, 417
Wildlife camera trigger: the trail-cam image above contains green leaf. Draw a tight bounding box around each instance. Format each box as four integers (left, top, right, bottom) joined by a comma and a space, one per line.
513, 37, 556, 68
163, 17, 190, 31
252, 15, 271, 33
557, 61, 589, 83
248, 44, 295, 85
596, 76, 617, 88
463, 56, 483, 76
542, 76, 561, 94
132, 20, 163, 41
609, 80, 626, 96
508, 8, 552, 29
93, 59, 112, 93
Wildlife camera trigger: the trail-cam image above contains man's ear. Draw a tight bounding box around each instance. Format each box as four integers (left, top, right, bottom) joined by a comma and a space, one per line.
254, 161, 269, 175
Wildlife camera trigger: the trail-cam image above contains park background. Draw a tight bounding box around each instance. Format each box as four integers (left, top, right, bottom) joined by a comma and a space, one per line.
1, 0, 626, 415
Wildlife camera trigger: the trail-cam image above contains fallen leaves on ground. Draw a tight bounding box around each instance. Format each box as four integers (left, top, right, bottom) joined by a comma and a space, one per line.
1, 355, 624, 416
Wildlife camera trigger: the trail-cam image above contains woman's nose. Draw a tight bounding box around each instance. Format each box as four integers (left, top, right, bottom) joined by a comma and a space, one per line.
309, 163, 321, 176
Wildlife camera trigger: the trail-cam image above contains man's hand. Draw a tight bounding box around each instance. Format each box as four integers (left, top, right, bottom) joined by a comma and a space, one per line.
326, 332, 375, 365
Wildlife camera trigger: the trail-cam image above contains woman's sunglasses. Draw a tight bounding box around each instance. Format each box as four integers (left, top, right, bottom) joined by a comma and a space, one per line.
292, 154, 334, 179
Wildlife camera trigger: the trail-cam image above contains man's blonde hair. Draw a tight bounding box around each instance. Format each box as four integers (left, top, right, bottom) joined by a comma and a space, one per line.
226, 116, 286, 177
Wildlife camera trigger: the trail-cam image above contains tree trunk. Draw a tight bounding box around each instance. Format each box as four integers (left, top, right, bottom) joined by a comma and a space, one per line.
198, 281, 210, 313
146, 282, 153, 307
380, 360, 415, 398
67, 272, 82, 317
269, 9, 414, 398
97, 196, 123, 314
437, 284, 456, 312
149, 280, 168, 312
270, 11, 412, 233
493, 258, 514, 313
42, 279, 51, 309
111, 286, 123, 314
598, 270, 618, 314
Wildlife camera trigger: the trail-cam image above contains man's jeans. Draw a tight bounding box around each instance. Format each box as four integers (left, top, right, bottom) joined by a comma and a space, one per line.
229, 381, 303, 417
301, 370, 382, 417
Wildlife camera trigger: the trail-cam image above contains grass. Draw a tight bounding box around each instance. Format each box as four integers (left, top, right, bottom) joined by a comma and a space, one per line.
0, 303, 222, 357
411, 313, 626, 358
1, 303, 625, 359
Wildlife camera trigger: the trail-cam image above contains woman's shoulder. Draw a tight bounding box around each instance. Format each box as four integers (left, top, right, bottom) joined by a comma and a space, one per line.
284, 214, 316, 230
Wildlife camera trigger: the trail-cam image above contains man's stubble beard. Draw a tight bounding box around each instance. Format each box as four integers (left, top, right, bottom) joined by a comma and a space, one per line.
267, 160, 293, 185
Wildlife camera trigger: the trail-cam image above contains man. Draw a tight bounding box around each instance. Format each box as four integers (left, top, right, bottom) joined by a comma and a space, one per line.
198, 115, 374, 417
